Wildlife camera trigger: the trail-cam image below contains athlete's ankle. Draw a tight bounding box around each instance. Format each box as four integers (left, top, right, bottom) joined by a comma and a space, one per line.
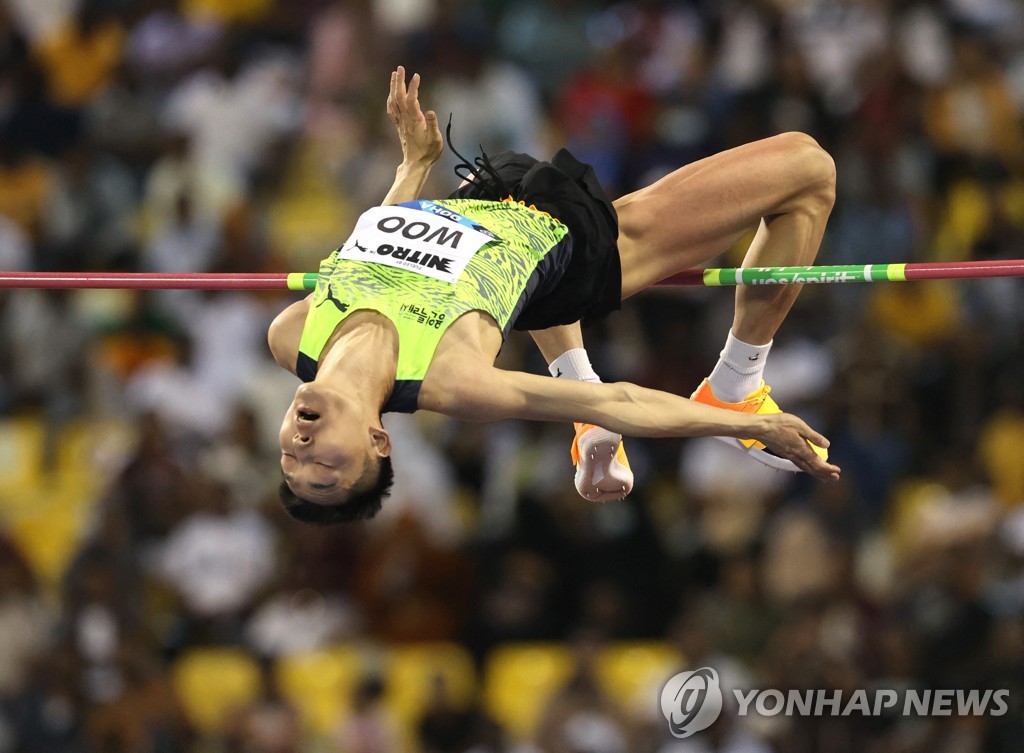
549, 347, 601, 383
707, 331, 771, 402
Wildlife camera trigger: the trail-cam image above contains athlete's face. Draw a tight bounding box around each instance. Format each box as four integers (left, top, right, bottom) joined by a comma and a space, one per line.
278, 383, 389, 503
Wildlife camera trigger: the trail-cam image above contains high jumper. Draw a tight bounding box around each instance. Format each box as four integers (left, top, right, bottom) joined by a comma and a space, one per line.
266, 66, 841, 524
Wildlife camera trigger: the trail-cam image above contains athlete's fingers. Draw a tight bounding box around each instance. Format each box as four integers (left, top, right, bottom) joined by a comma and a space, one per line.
388, 69, 402, 124
821, 463, 840, 480
407, 72, 421, 115
803, 426, 830, 449
791, 417, 830, 452
424, 110, 442, 155
391, 68, 404, 119
795, 421, 839, 480
396, 65, 407, 106
773, 416, 839, 481
804, 451, 841, 481
812, 459, 841, 480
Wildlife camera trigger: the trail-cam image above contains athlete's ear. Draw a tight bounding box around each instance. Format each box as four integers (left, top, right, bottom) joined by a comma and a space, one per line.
369, 426, 392, 457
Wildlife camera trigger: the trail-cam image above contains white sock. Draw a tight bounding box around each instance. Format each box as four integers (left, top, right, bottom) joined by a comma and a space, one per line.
707, 331, 771, 402
549, 348, 601, 383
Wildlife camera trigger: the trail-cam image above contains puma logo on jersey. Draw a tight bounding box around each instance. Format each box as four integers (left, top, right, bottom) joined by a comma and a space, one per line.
318, 287, 349, 313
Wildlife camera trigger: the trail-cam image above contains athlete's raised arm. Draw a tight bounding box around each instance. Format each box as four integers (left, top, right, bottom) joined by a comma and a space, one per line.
382, 66, 443, 206
430, 366, 841, 481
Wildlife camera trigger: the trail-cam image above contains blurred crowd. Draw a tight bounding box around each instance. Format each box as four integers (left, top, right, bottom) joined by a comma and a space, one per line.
1, 0, 1024, 751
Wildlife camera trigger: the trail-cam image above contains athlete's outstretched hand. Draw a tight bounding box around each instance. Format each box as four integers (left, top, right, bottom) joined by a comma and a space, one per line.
756, 413, 841, 481
387, 65, 442, 167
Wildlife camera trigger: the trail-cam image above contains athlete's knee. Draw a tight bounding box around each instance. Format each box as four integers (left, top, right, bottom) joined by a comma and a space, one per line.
774, 132, 836, 211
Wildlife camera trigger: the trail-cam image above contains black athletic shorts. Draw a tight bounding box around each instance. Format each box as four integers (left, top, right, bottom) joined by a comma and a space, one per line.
447, 148, 622, 330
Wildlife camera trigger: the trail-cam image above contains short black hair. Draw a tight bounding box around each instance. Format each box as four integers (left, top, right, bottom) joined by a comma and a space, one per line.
279, 456, 394, 525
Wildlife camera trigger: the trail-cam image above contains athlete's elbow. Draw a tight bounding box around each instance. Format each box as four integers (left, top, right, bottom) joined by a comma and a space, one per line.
266, 321, 283, 364
603, 382, 651, 435
610, 382, 676, 438
266, 322, 287, 369
612, 382, 642, 413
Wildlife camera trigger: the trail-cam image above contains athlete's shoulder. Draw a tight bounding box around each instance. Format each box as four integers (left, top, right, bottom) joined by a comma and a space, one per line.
268, 297, 311, 374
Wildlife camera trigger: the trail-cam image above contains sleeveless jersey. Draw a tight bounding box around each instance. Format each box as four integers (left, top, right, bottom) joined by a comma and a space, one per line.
296, 198, 570, 412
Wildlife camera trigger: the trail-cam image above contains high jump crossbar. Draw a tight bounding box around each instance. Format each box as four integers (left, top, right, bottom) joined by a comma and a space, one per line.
1, 260, 1023, 290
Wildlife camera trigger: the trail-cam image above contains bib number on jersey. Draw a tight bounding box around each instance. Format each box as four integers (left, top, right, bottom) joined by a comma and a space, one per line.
336, 205, 494, 283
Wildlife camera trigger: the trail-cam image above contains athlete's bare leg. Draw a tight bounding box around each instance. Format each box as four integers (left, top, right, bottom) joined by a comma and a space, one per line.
529, 323, 634, 502
530, 322, 585, 364
614, 132, 836, 345
528, 132, 834, 487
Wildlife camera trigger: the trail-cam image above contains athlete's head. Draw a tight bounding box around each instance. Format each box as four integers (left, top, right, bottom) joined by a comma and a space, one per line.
278, 382, 393, 524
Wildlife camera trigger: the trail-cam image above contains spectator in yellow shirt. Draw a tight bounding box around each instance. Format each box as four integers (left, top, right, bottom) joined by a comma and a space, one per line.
34, 2, 125, 108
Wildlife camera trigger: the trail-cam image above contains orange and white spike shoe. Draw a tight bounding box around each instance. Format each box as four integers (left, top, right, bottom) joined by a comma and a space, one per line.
571, 423, 633, 502
689, 379, 828, 472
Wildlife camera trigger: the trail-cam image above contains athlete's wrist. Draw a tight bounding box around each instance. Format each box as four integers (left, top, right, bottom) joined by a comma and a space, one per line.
399, 156, 438, 172
745, 413, 787, 445
724, 411, 764, 440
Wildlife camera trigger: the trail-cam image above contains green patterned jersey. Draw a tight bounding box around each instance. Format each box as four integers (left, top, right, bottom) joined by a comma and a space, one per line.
296, 199, 570, 412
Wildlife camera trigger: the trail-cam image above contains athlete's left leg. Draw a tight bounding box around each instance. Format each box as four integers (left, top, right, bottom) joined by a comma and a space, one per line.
529, 323, 633, 502
614, 131, 836, 337
529, 323, 584, 366
613, 132, 836, 471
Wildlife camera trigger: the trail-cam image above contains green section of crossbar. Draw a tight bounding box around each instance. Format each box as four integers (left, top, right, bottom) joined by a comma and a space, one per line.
287, 272, 320, 291
701, 264, 907, 286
